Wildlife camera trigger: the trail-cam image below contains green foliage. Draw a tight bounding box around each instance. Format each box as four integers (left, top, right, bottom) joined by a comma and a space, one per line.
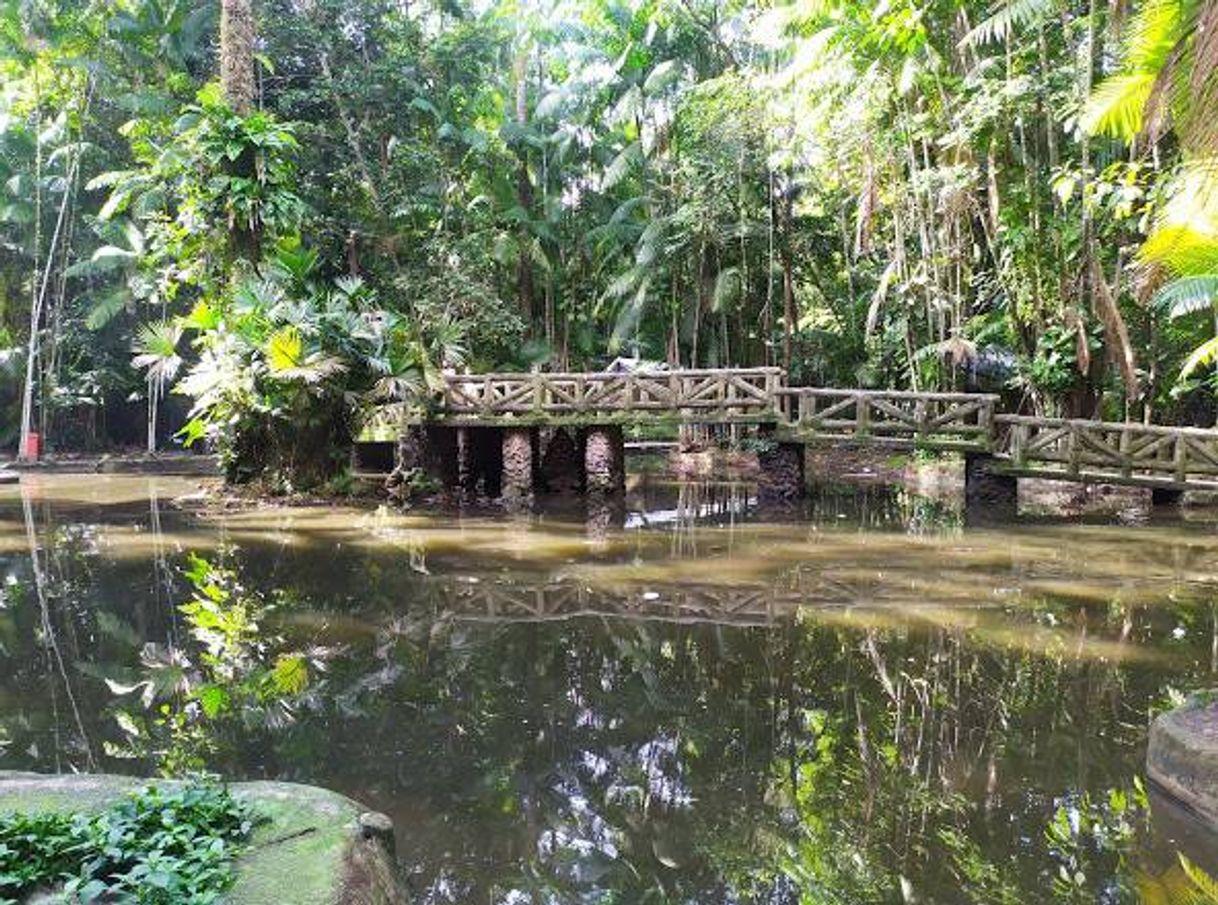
107, 554, 323, 774
1043, 781, 1148, 902
0, 781, 256, 904
5, 0, 1218, 453
171, 240, 460, 487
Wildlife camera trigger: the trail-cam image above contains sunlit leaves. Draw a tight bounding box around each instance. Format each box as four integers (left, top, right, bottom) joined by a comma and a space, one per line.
265, 325, 303, 373
1179, 335, 1218, 378
269, 654, 309, 696
132, 320, 183, 383
1082, 73, 1157, 141
960, 0, 1060, 48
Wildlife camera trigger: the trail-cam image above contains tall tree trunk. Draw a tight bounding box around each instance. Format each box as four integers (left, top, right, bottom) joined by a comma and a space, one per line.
780, 174, 796, 373
17, 69, 42, 462
220, 0, 256, 115
514, 50, 535, 324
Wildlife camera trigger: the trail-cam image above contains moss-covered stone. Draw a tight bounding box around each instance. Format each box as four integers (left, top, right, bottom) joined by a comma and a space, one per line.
1148, 693, 1218, 827
0, 772, 402, 905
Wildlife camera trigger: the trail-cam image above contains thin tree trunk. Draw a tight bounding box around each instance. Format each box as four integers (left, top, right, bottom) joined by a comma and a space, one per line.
514, 49, 535, 324
18, 71, 42, 461
220, 0, 256, 115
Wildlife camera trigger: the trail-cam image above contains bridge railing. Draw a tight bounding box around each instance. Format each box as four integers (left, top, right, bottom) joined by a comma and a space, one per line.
439, 367, 785, 420
775, 388, 1000, 450
994, 415, 1218, 487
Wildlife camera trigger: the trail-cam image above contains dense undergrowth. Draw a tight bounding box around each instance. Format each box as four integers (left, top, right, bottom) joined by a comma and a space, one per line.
0, 781, 257, 904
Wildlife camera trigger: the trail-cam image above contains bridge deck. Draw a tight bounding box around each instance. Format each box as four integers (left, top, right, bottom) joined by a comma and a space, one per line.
408, 368, 1218, 492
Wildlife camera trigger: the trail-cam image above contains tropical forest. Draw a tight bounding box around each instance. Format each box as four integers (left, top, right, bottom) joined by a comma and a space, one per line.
1, 0, 1218, 903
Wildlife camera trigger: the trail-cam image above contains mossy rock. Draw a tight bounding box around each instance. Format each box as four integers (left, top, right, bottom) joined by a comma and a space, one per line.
1148, 693, 1218, 827
0, 771, 402, 904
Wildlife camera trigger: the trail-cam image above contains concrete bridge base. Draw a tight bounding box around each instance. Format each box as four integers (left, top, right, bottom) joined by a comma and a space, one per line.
757, 438, 805, 503
963, 453, 1018, 525
398, 424, 627, 503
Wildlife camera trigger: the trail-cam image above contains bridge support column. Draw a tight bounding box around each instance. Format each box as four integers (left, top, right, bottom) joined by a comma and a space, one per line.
584, 425, 625, 496
964, 453, 1017, 524
757, 434, 805, 504
456, 428, 475, 496
501, 428, 535, 504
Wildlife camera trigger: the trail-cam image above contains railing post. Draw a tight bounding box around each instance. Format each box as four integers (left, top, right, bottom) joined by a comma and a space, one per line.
855, 392, 870, 437
767, 370, 780, 416
532, 372, 544, 415
1175, 434, 1188, 484
978, 398, 995, 452
481, 375, 492, 416
1009, 423, 1027, 466
1067, 423, 1081, 476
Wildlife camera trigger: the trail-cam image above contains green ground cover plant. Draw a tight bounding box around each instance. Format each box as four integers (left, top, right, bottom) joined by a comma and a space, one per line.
0, 781, 257, 904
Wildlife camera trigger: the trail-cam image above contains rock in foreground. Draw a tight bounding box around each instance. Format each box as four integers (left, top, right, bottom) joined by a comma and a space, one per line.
0, 771, 402, 904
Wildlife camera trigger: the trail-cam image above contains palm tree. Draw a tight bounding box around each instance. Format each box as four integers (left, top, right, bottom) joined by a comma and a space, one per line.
132, 321, 183, 454
1085, 0, 1218, 382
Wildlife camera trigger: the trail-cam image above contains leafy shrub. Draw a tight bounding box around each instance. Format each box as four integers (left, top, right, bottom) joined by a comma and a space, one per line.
0, 781, 257, 904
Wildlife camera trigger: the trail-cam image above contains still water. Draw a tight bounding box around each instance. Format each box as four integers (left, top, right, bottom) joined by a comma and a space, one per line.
1, 473, 1217, 903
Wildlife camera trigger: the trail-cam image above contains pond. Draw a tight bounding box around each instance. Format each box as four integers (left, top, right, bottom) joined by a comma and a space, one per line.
0, 472, 1216, 903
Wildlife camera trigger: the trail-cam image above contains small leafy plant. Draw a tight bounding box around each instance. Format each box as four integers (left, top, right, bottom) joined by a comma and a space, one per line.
0, 781, 257, 904
108, 554, 323, 774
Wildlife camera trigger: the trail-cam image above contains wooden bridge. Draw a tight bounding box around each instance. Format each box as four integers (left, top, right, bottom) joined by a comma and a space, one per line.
391, 367, 1218, 502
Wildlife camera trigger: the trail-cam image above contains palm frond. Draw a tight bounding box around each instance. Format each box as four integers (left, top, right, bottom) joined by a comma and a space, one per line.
1082, 73, 1156, 141
961, 0, 1059, 48
1152, 273, 1218, 318
712, 267, 740, 313
84, 290, 130, 331
132, 321, 184, 384
1180, 334, 1218, 378
1140, 224, 1218, 275
602, 141, 642, 192
266, 326, 304, 373
1180, 853, 1218, 903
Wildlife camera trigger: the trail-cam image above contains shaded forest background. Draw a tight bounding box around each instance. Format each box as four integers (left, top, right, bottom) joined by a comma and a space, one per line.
1, 0, 1217, 457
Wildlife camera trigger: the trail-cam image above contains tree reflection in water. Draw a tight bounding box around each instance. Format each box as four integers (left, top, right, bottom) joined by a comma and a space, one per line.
0, 476, 1217, 902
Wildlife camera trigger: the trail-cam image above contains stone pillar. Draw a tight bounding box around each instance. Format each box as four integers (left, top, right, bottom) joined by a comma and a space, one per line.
757, 439, 805, 504
389, 425, 459, 502
501, 427, 535, 504
456, 427, 475, 497
964, 452, 1018, 524
583, 425, 625, 496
